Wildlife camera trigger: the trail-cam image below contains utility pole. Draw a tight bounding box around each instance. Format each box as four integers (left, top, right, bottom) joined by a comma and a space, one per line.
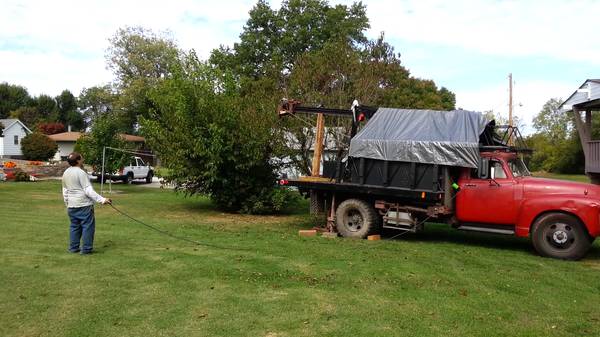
508, 73, 513, 128
508, 73, 513, 145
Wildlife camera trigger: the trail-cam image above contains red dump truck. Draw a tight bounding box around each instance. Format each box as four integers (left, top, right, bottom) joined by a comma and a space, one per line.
278, 100, 598, 260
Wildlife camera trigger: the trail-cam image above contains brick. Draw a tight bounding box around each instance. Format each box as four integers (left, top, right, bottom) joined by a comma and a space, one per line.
367, 235, 381, 241
299, 229, 317, 237
321, 232, 338, 239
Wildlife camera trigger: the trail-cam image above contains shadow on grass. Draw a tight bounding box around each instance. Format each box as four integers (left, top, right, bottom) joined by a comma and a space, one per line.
382, 223, 600, 260
177, 195, 311, 217
385, 226, 531, 252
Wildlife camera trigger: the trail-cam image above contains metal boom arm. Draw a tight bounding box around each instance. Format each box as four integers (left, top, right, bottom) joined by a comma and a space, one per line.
278, 99, 378, 120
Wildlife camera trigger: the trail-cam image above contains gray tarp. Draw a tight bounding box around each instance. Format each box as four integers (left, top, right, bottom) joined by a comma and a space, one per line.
349, 108, 488, 168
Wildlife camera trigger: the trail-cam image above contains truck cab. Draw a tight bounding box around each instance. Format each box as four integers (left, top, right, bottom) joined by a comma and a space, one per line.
456, 152, 599, 259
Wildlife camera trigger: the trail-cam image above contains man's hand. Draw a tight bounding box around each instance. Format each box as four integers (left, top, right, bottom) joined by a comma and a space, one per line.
102, 198, 112, 205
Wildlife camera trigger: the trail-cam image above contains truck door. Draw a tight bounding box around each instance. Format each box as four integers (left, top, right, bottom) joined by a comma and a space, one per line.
456, 159, 517, 225
136, 157, 148, 178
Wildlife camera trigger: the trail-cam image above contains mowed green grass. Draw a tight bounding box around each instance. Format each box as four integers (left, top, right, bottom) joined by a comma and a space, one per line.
1, 181, 600, 337
532, 172, 591, 183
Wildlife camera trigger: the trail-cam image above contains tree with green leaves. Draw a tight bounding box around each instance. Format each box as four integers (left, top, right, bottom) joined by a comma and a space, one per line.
55, 89, 84, 130
211, 0, 369, 80
140, 54, 294, 214
9, 106, 39, 128
21, 132, 58, 161
78, 85, 116, 126
527, 98, 585, 173
532, 98, 571, 143
0, 83, 31, 119
75, 113, 131, 174
105, 26, 181, 131
32, 94, 58, 121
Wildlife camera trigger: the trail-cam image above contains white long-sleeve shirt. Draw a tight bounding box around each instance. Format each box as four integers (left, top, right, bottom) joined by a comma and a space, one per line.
62, 166, 106, 208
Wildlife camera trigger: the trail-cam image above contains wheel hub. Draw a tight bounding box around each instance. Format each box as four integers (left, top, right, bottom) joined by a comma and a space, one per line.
545, 222, 574, 249
345, 211, 364, 232
552, 230, 568, 244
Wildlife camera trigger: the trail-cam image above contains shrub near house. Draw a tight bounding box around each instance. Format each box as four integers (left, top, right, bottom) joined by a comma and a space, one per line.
21, 132, 58, 161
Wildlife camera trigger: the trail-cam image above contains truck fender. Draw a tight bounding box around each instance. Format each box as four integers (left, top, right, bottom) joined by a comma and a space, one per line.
515, 196, 600, 238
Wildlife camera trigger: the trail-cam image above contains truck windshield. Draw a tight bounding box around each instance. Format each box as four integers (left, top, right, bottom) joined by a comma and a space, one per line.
508, 158, 531, 177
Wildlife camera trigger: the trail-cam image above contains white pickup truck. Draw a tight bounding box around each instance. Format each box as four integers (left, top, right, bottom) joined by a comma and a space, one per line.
95, 156, 154, 184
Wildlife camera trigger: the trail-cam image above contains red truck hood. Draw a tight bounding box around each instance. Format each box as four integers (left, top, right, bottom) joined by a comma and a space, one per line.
522, 177, 600, 199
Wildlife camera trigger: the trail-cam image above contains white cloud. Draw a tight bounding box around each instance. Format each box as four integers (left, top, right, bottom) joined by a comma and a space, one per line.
0, 0, 256, 96
363, 0, 600, 65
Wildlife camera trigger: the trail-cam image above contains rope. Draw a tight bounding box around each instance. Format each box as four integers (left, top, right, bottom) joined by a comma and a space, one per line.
108, 203, 250, 251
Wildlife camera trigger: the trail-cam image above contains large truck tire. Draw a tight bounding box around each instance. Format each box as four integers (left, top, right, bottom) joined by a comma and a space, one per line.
335, 199, 380, 238
531, 212, 593, 260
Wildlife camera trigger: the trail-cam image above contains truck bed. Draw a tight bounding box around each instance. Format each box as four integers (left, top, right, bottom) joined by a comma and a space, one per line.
286, 177, 442, 204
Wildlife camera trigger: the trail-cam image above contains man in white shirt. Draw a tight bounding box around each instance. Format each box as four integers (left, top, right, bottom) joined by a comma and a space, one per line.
62, 152, 111, 254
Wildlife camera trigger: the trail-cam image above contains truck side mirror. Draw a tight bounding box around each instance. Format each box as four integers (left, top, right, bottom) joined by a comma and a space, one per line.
478, 158, 489, 179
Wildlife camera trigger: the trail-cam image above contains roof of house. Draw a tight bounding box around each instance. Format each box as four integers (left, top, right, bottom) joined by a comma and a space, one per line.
48, 131, 145, 143
0, 118, 32, 133
559, 79, 600, 111
120, 134, 145, 142
48, 131, 83, 141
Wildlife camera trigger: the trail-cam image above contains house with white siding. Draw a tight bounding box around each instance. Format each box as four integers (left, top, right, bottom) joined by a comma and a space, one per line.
0, 119, 32, 159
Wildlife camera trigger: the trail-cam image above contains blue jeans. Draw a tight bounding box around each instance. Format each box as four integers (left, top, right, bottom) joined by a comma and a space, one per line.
68, 205, 95, 253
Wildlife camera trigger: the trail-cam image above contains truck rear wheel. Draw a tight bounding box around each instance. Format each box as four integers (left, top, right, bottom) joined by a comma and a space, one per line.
123, 173, 133, 184
335, 199, 380, 239
531, 213, 593, 260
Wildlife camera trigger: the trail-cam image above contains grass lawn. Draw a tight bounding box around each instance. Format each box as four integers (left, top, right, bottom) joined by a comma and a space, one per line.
532, 172, 591, 183
1, 181, 600, 337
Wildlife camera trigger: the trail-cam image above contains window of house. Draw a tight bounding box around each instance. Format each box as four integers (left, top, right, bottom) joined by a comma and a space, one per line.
14, 135, 18, 145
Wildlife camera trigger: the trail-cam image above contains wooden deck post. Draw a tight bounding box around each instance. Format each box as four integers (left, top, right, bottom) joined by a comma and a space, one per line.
572, 107, 591, 159
311, 113, 325, 177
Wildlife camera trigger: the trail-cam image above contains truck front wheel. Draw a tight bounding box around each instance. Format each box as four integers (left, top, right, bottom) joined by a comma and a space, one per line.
335, 199, 380, 239
531, 213, 593, 260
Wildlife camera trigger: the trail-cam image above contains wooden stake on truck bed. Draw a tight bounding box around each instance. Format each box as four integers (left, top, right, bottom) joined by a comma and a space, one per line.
312, 112, 325, 176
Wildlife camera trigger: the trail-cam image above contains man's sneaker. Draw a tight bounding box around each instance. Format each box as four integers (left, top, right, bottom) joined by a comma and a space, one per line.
68, 249, 80, 253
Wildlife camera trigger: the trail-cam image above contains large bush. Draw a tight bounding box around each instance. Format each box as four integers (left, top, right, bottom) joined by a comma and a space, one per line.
140, 57, 293, 214
21, 132, 58, 161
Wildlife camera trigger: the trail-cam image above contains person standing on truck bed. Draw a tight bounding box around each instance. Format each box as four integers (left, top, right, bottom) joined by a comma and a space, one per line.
62, 152, 112, 254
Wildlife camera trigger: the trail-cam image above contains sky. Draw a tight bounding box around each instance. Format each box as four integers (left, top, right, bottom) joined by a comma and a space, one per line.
2, 0, 600, 133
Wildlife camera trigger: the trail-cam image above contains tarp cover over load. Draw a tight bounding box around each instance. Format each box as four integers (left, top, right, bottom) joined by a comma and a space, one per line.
349, 108, 488, 168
